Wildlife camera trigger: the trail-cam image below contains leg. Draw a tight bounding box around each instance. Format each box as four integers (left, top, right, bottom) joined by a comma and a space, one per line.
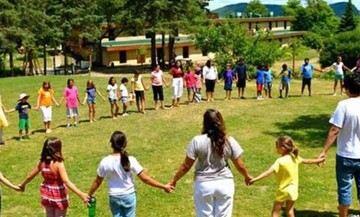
285, 201, 295, 217
241, 88, 245, 98
301, 81, 305, 96
114, 101, 119, 117
88, 104, 93, 122
336, 155, 354, 217
333, 79, 338, 95
45, 206, 56, 217
122, 102, 127, 114
271, 201, 283, 217
194, 181, 215, 217
340, 79, 344, 94
91, 104, 96, 121
110, 103, 115, 118
0, 128, 4, 144
213, 179, 234, 217
154, 100, 159, 110
228, 90, 232, 99
285, 85, 289, 98
308, 81, 312, 96
54, 208, 67, 217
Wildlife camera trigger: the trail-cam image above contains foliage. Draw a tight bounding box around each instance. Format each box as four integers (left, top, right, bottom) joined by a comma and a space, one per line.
302, 32, 324, 51
338, 0, 358, 32
244, 0, 268, 17
283, 0, 302, 16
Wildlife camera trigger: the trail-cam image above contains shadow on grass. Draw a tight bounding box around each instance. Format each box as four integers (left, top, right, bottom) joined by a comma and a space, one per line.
265, 114, 331, 148
288, 209, 338, 217
31, 129, 46, 134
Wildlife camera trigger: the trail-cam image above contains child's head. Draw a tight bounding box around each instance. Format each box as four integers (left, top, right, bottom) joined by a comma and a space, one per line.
282, 64, 288, 71
275, 136, 299, 157
18, 93, 29, 103
195, 66, 201, 75
42, 81, 51, 90
304, 58, 309, 64
175, 60, 181, 68
238, 57, 244, 65
344, 73, 360, 96
67, 78, 74, 88
337, 56, 342, 63
108, 77, 116, 85
40, 137, 64, 164
185, 66, 191, 74
226, 63, 231, 70
134, 70, 141, 78
154, 64, 160, 71
206, 60, 212, 68
86, 80, 95, 89
121, 77, 128, 85
110, 131, 130, 172
264, 64, 269, 70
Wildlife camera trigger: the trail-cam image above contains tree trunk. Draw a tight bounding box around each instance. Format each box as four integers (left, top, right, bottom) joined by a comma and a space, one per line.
43, 45, 47, 75
161, 33, 165, 69
28, 50, 34, 76
292, 46, 295, 74
168, 35, 175, 67
150, 31, 156, 68
9, 52, 14, 77
63, 44, 68, 75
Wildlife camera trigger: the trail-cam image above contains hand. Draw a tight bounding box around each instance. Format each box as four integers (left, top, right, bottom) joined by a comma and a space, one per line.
163, 184, 174, 193
317, 152, 326, 166
80, 193, 90, 205
245, 176, 253, 186
168, 179, 176, 188
13, 185, 22, 192
33, 106, 39, 111
56, 103, 60, 107
18, 184, 25, 192
248, 178, 256, 186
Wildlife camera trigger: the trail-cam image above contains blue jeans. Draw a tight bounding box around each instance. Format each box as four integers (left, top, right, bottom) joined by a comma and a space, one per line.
336, 155, 360, 205
109, 192, 136, 217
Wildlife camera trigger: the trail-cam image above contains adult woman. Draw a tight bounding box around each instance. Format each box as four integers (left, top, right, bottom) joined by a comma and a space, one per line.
169, 109, 252, 217
150, 64, 168, 110
202, 60, 219, 101
170, 60, 185, 108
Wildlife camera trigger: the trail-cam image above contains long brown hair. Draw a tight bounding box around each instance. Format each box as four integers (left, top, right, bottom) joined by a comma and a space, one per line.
276, 136, 299, 157
40, 137, 64, 165
110, 131, 130, 172
202, 109, 228, 157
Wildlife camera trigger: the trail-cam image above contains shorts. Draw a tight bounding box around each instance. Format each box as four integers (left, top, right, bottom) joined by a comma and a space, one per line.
224, 83, 232, 91
87, 98, 96, 104
108, 97, 118, 104
109, 192, 136, 217
279, 82, 290, 90
335, 74, 344, 80
187, 86, 196, 93
237, 79, 246, 88
121, 97, 128, 104
19, 118, 30, 131
152, 85, 164, 101
264, 82, 272, 91
205, 79, 216, 92
256, 84, 264, 91
336, 155, 360, 205
302, 78, 311, 87
66, 108, 79, 118
135, 91, 145, 101
40, 106, 52, 122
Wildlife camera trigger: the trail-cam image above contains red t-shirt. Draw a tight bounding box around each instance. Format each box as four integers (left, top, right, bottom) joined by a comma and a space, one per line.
171, 67, 184, 78
184, 72, 196, 87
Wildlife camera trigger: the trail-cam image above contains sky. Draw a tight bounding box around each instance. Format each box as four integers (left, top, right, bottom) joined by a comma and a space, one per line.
208, 0, 360, 11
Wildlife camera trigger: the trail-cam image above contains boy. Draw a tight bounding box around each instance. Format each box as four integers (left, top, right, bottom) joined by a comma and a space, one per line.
7, 93, 32, 140
235, 58, 249, 99
119, 78, 130, 116
279, 64, 293, 98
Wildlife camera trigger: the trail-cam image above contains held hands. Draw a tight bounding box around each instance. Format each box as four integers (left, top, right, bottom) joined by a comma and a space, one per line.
163, 184, 175, 193
317, 152, 326, 167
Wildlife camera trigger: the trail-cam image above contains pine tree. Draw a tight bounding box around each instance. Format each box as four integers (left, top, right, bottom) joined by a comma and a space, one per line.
338, 0, 358, 32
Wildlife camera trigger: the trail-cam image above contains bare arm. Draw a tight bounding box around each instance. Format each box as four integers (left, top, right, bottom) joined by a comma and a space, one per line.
162, 75, 169, 87
82, 93, 88, 105
302, 157, 325, 164
249, 166, 275, 185
20, 163, 41, 190
137, 171, 173, 193
35, 95, 41, 109
169, 156, 195, 187
319, 125, 341, 159
88, 175, 104, 196
232, 157, 252, 185
96, 89, 106, 101
0, 172, 21, 191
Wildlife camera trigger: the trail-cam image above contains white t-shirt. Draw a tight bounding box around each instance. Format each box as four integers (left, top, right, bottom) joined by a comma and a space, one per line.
330, 98, 360, 159
202, 66, 218, 80
151, 70, 163, 86
119, 84, 128, 98
107, 84, 118, 100
332, 62, 344, 75
97, 155, 144, 195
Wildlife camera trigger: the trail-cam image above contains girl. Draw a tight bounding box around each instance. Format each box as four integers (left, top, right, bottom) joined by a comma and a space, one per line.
255, 64, 265, 100
249, 136, 325, 217
323, 56, 351, 96
170, 60, 185, 108
87, 131, 173, 217
59, 79, 81, 128
131, 70, 147, 114
264, 64, 273, 98
35, 81, 59, 134
82, 80, 105, 123
107, 77, 119, 119
169, 109, 252, 217
220, 63, 236, 100
194, 66, 202, 103
150, 65, 168, 110
184, 66, 196, 104
20, 137, 89, 217
278, 64, 292, 99
202, 60, 218, 102
0, 95, 9, 145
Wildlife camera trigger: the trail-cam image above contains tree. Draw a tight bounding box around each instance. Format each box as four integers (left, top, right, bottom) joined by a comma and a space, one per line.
244, 0, 268, 17
338, 0, 358, 32
283, 0, 302, 17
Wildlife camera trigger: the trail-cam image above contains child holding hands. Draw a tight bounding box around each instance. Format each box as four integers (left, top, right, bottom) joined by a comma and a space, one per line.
249, 136, 325, 217
82, 80, 105, 123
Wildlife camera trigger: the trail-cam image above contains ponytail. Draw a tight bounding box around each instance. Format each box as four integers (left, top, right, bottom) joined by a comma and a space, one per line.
120, 149, 130, 172
110, 131, 131, 172
276, 135, 299, 158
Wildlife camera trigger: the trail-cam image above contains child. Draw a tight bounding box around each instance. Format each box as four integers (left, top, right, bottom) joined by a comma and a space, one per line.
20, 137, 89, 217
59, 79, 81, 128
82, 80, 105, 123
194, 66, 202, 103
0, 95, 9, 145
220, 63, 236, 100
35, 81, 59, 134
107, 77, 119, 119
278, 64, 293, 99
235, 58, 249, 99
255, 64, 265, 100
264, 64, 273, 98
184, 66, 196, 103
249, 136, 325, 217
7, 93, 32, 140
131, 70, 147, 114
150, 65, 168, 110
119, 78, 130, 116
87, 131, 173, 217
322, 56, 351, 96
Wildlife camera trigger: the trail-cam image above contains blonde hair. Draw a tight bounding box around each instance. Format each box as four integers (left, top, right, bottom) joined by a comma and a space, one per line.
276, 135, 299, 157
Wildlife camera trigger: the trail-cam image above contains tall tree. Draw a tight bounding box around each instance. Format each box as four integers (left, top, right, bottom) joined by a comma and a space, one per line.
338, 0, 358, 32
244, 0, 268, 17
283, 0, 302, 17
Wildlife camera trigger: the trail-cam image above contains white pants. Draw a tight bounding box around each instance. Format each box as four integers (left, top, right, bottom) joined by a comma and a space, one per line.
194, 179, 234, 217
40, 106, 52, 122
172, 78, 183, 99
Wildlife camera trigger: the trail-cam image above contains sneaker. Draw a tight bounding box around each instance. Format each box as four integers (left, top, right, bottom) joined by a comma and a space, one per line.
66, 123, 71, 128
333, 93, 337, 96
18, 137, 23, 141
257, 96, 261, 100
74, 123, 79, 127
122, 113, 129, 117
46, 129, 52, 134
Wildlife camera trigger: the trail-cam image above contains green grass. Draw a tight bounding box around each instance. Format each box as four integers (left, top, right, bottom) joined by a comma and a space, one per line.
0, 74, 353, 217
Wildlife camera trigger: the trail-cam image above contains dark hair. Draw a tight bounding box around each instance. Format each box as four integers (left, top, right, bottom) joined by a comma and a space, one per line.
42, 81, 51, 90
121, 77, 129, 83
276, 136, 299, 157
206, 60, 212, 68
304, 58, 309, 62
134, 70, 141, 75
110, 131, 130, 172
108, 77, 116, 85
202, 109, 228, 157
282, 64, 287, 70
344, 73, 360, 95
67, 78, 74, 87
87, 80, 95, 89
154, 64, 160, 70
40, 137, 64, 165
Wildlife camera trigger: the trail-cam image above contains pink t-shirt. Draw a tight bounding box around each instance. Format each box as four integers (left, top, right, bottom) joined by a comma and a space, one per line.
195, 74, 202, 89
63, 86, 79, 108
184, 72, 196, 88
151, 70, 163, 86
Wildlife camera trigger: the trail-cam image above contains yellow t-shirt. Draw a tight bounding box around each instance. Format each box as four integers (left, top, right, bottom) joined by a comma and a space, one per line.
271, 154, 303, 202
0, 95, 9, 128
131, 75, 144, 91
38, 88, 54, 107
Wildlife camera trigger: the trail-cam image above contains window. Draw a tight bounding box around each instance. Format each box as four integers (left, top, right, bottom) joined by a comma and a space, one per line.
202, 49, 208, 57
183, 47, 189, 58
119, 51, 127, 63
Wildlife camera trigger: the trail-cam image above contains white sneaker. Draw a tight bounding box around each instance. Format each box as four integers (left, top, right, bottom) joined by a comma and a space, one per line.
122, 113, 129, 117
46, 129, 52, 134
257, 96, 261, 100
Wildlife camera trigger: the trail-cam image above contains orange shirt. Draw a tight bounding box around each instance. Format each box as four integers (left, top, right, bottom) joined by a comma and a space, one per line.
38, 88, 54, 107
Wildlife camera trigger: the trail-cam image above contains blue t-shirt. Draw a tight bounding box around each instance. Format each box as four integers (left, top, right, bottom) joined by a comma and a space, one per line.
300, 63, 314, 79
235, 64, 247, 80
281, 69, 292, 83
86, 87, 96, 101
264, 69, 272, 83
15, 102, 31, 119
223, 69, 235, 85
255, 70, 265, 84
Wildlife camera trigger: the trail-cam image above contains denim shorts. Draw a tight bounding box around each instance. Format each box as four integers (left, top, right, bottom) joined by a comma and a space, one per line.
336, 155, 360, 205
109, 192, 136, 217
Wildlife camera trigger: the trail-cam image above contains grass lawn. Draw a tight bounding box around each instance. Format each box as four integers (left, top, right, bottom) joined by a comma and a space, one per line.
0, 73, 355, 217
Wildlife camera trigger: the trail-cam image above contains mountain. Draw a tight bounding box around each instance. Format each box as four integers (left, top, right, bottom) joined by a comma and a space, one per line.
212, 2, 359, 17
